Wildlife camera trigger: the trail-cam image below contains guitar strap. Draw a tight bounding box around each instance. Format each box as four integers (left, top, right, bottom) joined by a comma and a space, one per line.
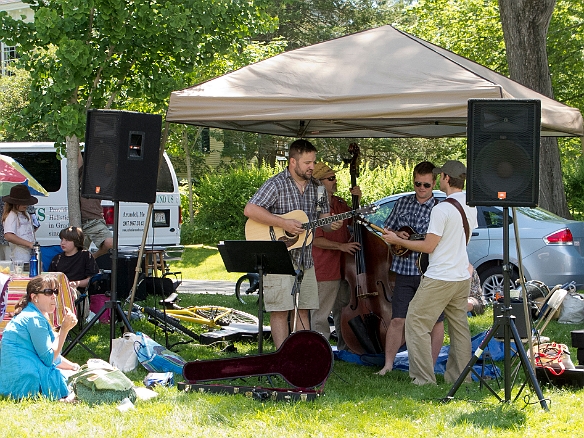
442, 197, 470, 245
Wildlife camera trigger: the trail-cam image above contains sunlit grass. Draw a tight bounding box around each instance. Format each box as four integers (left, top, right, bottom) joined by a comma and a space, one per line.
3, 246, 584, 436
170, 244, 240, 281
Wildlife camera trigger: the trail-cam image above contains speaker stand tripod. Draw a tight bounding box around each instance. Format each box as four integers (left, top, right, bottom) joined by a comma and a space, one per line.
63, 201, 134, 356
442, 207, 548, 410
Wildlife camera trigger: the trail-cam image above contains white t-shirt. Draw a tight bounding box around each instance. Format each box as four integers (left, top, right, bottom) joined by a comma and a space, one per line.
3, 210, 34, 262
425, 191, 478, 281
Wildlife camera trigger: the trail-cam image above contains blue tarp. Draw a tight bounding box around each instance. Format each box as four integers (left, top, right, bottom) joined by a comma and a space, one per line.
334, 330, 507, 381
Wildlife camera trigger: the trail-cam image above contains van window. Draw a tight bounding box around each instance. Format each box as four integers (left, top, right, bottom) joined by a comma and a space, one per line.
6, 152, 62, 193
157, 158, 174, 192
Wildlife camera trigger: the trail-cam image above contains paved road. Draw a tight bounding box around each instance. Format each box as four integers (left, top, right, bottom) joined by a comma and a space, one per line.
176, 279, 236, 295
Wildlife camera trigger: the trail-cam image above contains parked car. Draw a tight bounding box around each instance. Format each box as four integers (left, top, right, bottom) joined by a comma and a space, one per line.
365, 190, 584, 302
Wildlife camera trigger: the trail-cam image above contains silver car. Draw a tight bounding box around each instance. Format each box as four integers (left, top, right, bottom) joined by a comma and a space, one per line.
366, 190, 584, 301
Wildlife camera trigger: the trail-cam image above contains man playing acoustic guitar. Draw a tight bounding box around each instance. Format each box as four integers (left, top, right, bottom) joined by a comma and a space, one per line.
377, 161, 445, 376
244, 139, 343, 349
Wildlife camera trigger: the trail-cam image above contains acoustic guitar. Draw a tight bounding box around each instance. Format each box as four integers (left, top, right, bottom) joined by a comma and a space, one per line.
358, 219, 429, 274
387, 225, 426, 257
245, 205, 376, 250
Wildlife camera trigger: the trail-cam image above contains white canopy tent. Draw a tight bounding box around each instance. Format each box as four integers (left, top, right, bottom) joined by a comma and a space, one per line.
166, 25, 583, 139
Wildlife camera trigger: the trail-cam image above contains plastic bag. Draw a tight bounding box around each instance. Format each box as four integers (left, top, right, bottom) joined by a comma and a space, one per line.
558, 292, 584, 324
109, 332, 140, 372
134, 331, 186, 374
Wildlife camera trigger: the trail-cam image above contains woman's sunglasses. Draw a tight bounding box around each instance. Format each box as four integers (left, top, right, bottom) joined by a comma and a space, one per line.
414, 181, 432, 189
38, 288, 59, 296
320, 175, 336, 181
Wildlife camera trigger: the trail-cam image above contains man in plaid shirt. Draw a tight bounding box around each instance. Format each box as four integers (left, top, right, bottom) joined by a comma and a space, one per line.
377, 161, 445, 375
244, 139, 342, 349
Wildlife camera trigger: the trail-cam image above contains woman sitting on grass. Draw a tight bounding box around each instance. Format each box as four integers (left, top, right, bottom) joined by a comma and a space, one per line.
0, 275, 79, 401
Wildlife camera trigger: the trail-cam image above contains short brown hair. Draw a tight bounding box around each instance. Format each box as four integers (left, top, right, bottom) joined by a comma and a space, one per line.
59, 226, 85, 250
413, 161, 436, 181
289, 139, 317, 162
446, 174, 466, 189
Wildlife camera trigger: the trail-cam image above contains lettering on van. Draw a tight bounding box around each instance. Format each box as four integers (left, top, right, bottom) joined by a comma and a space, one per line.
156, 194, 177, 204
122, 220, 146, 228
123, 211, 146, 218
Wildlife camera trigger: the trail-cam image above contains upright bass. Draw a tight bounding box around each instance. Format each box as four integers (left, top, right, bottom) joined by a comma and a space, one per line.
340, 143, 395, 355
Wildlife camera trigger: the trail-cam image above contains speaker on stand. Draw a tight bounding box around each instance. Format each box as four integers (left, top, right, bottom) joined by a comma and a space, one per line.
466, 99, 540, 207
64, 109, 162, 356
443, 99, 548, 410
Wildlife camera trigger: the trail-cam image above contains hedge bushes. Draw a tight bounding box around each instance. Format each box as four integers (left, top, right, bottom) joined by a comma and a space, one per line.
180, 161, 421, 245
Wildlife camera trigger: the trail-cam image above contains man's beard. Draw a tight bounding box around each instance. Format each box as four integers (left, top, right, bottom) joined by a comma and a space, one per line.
294, 163, 311, 181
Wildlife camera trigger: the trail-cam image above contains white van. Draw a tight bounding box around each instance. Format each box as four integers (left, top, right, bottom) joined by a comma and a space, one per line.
0, 142, 183, 268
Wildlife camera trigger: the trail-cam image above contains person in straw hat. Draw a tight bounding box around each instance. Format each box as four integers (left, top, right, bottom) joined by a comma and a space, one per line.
311, 162, 361, 350
2, 184, 38, 263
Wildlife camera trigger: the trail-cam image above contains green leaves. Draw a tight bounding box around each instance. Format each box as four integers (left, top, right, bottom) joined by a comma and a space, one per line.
1, 0, 276, 143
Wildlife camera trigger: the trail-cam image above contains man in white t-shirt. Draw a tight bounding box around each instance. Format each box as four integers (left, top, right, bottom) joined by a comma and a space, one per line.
382, 160, 477, 385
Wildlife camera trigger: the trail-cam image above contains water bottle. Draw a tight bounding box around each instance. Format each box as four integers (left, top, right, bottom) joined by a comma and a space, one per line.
29, 242, 40, 277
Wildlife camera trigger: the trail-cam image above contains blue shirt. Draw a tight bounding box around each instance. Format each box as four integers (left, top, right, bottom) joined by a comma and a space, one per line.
248, 168, 329, 269
384, 194, 437, 276
0, 303, 68, 400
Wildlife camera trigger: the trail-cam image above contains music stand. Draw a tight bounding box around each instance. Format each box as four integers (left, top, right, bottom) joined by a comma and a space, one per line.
218, 240, 295, 353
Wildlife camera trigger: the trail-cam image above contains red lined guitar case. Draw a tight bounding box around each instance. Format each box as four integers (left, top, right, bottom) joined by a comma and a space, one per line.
179, 330, 333, 401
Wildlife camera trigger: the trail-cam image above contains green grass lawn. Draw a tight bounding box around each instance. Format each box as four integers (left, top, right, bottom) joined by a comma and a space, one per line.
2, 246, 584, 437
169, 244, 241, 281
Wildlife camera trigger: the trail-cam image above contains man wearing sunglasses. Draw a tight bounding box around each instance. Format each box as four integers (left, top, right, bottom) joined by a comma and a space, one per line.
377, 161, 444, 376
310, 162, 362, 350
382, 160, 478, 385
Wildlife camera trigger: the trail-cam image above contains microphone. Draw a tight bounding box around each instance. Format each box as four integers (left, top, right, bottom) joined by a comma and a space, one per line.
316, 185, 326, 214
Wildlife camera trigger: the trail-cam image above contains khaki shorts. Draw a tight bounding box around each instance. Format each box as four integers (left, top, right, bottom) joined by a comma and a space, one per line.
82, 218, 111, 249
263, 266, 318, 312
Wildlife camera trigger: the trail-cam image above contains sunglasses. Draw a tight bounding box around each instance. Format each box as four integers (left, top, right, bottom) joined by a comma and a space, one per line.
414, 181, 432, 189
38, 288, 59, 296
320, 175, 336, 181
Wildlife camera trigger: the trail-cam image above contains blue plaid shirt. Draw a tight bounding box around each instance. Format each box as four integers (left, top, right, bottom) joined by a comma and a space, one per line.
248, 168, 329, 269
384, 194, 437, 276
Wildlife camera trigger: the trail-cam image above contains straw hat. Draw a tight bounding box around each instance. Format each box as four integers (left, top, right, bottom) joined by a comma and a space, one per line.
313, 162, 335, 180
1, 184, 38, 205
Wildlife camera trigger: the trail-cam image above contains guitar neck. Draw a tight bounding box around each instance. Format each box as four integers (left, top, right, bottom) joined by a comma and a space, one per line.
302, 210, 356, 230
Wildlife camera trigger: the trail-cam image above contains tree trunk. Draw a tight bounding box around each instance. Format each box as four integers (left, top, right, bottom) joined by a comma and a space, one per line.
498, 0, 570, 217
66, 135, 82, 227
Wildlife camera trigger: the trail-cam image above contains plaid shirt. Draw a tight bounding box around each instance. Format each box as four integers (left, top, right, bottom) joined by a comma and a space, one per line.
248, 168, 329, 269
384, 194, 437, 276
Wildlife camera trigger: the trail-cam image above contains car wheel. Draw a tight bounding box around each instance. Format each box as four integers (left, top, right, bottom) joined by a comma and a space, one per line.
479, 266, 517, 303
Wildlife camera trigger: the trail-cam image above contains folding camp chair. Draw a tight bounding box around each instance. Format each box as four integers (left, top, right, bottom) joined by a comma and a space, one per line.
533, 286, 570, 340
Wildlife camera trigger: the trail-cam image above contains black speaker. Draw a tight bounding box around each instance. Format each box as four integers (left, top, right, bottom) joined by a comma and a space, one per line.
82, 109, 162, 203
95, 252, 140, 300
467, 99, 541, 207
493, 302, 528, 339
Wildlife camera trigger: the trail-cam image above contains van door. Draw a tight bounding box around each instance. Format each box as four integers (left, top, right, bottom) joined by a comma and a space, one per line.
101, 153, 182, 247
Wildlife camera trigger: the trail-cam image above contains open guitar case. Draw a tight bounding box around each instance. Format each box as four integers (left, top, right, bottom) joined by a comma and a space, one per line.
178, 330, 334, 401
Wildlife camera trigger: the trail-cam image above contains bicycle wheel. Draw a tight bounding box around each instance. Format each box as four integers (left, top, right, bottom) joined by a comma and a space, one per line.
235, 274, 256, 304
142, 306, 200, 340
195, 306, 258, 327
